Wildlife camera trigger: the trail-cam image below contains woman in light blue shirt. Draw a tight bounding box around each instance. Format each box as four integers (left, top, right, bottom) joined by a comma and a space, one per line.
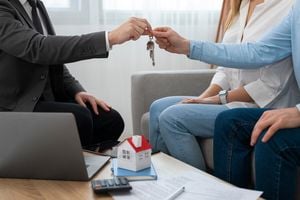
153, 0, 300, 199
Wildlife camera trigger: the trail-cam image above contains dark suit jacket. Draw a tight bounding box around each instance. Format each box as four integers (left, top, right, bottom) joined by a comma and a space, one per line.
0, 0, 109, 111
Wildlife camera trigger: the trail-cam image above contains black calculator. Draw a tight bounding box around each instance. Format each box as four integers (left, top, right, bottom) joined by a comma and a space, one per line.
91, 177, 132, 194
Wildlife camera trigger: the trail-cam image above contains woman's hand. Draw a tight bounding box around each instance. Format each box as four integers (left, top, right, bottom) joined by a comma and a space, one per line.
152, 27, 190, 55
181, 95, 220, 104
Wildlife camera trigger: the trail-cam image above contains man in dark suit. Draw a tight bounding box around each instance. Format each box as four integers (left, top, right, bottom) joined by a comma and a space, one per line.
0, 0, 152, 149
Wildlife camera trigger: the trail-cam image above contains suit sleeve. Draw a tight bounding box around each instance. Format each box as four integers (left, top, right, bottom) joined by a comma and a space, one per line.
0, 1, 108, 65
61, 66, 85, 98
188, 8, 293, 69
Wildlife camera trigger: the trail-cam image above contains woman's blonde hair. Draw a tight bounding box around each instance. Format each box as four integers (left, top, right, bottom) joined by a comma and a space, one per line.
224, 0, 242, 31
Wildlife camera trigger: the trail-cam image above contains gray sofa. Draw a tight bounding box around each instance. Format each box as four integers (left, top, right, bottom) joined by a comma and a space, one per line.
131, 69, 215, 169
131, 69, 300, 199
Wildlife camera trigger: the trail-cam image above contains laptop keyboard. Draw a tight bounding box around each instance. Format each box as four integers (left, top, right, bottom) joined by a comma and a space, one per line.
83, 154, 110, 177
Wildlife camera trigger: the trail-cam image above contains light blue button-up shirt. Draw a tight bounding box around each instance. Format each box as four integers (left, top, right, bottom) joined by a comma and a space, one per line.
190, 0, 300, 91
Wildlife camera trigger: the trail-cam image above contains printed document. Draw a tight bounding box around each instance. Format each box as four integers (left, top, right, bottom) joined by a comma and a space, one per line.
111, 172, 262, 200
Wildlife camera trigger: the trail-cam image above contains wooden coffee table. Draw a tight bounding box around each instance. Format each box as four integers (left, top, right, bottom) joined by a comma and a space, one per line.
0, 153, 263, 200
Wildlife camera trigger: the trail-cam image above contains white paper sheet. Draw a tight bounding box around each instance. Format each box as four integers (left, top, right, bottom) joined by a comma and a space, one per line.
111, 172, 262, 200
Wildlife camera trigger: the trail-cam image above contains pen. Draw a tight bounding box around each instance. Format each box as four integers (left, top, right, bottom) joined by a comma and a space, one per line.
165, 186, 185, 200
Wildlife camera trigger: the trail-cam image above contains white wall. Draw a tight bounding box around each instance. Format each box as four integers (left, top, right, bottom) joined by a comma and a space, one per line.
47, 0, 222, 138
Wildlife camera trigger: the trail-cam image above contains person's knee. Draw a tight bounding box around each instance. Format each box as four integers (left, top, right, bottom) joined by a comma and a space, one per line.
72, 105, 94, 145
75, 105, 93, 120
109, 109, 125, 136
215, 110, 238, 132
149, 98, 165, 116
255, 131, 282, 157
216, 109, 244, 125
158, 105, 181, 130
215, 109, 250, 141
73, 106, 93, 128
214, 111, 232, 144
88, 108, 124, 143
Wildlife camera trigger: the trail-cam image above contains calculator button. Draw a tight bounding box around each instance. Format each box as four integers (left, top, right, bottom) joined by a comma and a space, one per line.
99, 180, 107, 187
107, 179, 114, 186
93, 181, 101, 187
114, 178, 121, 185
119, 177, 128, 185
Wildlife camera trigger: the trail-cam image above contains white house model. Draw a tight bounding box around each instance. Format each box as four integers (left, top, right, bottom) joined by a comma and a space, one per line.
117, 135, 152, 171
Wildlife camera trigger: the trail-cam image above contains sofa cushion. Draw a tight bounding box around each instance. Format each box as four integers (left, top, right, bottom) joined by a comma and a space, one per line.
141, 112, 150, 139
199, 138, 214, 170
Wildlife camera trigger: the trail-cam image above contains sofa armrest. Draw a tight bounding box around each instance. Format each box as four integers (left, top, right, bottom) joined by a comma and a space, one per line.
131, 69, 216, 135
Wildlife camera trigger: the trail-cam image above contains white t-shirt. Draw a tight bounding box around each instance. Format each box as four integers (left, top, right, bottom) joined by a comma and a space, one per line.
211, 0, 300, 109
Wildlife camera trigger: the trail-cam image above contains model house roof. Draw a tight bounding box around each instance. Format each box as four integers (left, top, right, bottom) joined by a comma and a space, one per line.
126, 135, 151, 153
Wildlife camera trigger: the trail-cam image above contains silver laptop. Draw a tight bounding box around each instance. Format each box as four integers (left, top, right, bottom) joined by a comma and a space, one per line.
0, 112, 110, 181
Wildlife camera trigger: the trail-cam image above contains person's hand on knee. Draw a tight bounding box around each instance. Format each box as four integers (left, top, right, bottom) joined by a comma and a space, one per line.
75, 91, 111, 115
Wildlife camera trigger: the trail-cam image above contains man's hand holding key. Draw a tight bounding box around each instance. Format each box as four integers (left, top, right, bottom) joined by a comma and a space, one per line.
107, 17, 157, 66
108, 17, 153, 47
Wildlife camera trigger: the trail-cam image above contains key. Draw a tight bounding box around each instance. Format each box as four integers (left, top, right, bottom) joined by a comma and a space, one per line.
147, 36, 155, 66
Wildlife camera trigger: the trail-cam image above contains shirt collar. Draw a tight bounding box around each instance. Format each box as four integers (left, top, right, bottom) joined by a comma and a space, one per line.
19, 0, 27, 6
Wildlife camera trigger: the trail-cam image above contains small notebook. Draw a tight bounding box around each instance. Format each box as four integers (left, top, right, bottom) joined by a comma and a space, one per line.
111, 159, 157, 181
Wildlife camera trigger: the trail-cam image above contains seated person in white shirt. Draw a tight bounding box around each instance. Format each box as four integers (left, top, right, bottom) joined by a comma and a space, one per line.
148, 0, 300, 170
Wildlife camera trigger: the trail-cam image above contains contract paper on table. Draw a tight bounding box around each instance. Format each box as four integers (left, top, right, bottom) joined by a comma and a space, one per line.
111, 171, 263, 200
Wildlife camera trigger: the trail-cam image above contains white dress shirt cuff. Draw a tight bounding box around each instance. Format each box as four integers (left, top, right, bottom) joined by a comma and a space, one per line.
105, 31, 112, 51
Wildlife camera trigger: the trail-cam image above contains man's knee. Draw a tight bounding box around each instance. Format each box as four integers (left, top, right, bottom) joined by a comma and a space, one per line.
216, 109, 247, 123
108, 109, 125, 135
214, 111, 234, 142
70, 105, 93, 146
72, 105, 93, 125
215, 109, 254, 142
95, 108, 125, 139
215, 109, 240, 131
255, 131, 285, 157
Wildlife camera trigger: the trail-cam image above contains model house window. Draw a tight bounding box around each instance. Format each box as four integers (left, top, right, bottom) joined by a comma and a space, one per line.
145, 151, 150, 159
122, 150, 130, 160
137, 153, 144, 161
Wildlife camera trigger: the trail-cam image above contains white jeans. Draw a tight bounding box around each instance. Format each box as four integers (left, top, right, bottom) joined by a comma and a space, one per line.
149, 96, 228, 170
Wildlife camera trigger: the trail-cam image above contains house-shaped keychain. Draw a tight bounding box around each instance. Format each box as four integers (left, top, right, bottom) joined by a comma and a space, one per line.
117, 135, 152, 171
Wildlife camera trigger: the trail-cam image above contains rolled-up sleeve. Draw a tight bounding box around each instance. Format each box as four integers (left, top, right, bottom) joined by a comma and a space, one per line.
244, 57, 293, 107
244, 79, 277, 108
210, 67, 231, 90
